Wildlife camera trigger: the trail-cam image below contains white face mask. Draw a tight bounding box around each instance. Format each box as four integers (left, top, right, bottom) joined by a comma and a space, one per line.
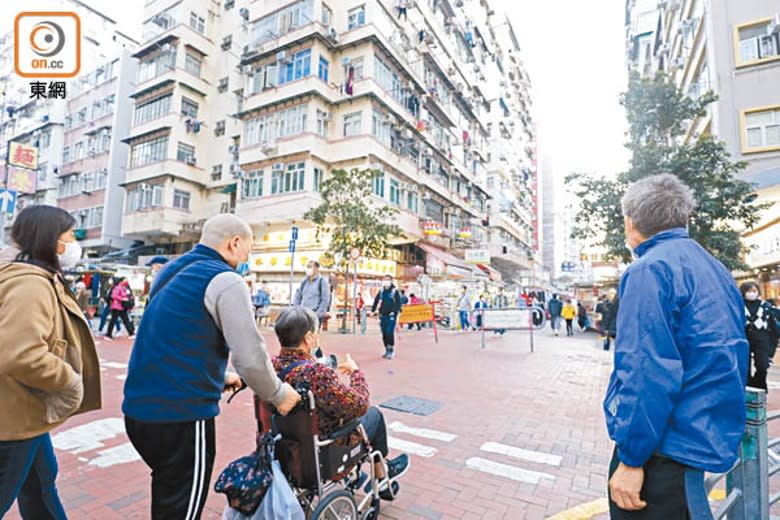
58, 240, 82, 270
745, 292, 760, 302
383, 281, 392, 289
305, 268, 314, 277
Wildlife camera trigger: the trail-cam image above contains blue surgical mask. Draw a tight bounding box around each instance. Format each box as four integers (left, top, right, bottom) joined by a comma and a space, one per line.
236, 262, 250, 276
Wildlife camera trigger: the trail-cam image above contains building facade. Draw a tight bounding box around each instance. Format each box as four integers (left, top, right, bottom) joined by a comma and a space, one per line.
124, 0, 538, 299
626, 0, 780, 292
0, 1, 138, 249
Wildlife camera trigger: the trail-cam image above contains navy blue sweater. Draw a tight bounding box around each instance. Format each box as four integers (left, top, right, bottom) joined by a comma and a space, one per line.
123, 245, 235, 422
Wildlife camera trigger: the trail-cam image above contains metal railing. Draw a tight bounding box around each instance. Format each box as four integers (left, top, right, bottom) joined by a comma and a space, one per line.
705, 388, 774, 519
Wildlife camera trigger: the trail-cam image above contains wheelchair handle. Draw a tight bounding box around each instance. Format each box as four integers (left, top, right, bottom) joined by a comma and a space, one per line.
226, 379, 248, 404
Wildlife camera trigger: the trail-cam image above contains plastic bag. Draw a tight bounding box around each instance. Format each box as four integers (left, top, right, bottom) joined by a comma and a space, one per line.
222, 460, 305, 520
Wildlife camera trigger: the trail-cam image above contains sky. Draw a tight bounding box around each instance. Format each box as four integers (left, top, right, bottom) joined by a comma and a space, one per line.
1, 0, 630, 181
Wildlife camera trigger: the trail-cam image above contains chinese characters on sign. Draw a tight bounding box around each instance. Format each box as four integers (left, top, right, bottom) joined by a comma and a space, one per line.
5, 167, 37, 195
8, 141, 39, 170
29, 81, 67, 99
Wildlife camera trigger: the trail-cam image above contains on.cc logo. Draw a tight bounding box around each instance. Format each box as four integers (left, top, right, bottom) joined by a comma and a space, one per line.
29, 21, 66, 57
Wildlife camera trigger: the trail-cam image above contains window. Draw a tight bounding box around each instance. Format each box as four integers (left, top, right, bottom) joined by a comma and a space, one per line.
343, 112, 362, 137
373, 170, 385, 197
407, 191, 419, 213
212, 164, 223, 181
134, 94, 171, 126
242, 169, 264, 199
189, 12, 205, 34
318, 56, 329, 82
313, 167, 324, 192
250, 0, 312, 47
350, 58, 364, 80
130, 136, 168, 167
374, 55, 409, 108
77, 206, 104, 229
389, 178, 400, 206
322, 4, 332, 25
177, 142, 196, 163
181, 97, 199, 117
316, 109, 330, 137
348, 6, 366, 30
138, 48, 176, 83
737, 21, 780, 66
244, 104, 309, 146
215, 120, 226, 136
372, 110, 392, 147
185, 51, 202, 76
128, 185, 164, 212
278, 49, 311, 85
218, 77, 229, 92
39, 131, 50, 149
173, 189, 191, 210
743, 107, 780, 152
63, 145, 71, 163
224, 0, 235, 9
271, 162, 305, 194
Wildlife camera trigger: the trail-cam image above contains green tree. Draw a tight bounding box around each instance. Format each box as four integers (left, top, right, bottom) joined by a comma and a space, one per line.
304, 168, 402, 330
566, 72, 766, 270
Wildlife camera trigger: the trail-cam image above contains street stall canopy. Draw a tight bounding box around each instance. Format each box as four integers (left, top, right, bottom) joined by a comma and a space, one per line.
418, 243, 479, 279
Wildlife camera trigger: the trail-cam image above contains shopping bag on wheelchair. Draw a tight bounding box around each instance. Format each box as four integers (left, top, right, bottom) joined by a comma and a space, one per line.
221, 460, 305, 520
214, 433, 275, 515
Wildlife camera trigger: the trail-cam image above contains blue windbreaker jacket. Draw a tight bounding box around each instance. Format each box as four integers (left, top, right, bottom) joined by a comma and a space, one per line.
604, 228, 749, 472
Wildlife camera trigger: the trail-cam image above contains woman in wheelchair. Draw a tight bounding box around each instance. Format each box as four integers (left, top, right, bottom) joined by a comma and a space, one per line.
272, 307, 410, 501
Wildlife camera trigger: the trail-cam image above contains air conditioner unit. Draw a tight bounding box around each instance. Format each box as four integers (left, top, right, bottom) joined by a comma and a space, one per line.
239, 7, 249, 21
221, 36, 232, 50
186, 156, 197, 165
272, 162, 284, 171
383, 114, 394, 124
276, 50, 290, 63
770, 14, 780, 34
262, 143, 277, 154
229, 145, 239, 154
323, 112, 333, 122
138, 183, 150, 191
328, 27, 339, 43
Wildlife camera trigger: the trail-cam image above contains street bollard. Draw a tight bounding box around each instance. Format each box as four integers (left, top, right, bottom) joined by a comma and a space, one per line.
726, 388, 768, 520
360, 307, 367, 335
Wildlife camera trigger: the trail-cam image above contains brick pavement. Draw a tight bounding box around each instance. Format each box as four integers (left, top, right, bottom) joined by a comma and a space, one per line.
7, 323, 778, 519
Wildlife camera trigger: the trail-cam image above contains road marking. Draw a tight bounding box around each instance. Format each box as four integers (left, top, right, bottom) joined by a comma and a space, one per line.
51, 418, 125, 454
88, 442, 141, 468
387, 421, 457, 442
100, 360, 128, 369
546, 498, 608, 520
465, 457, 555, 484
479, 441, 562, 467
387, 436, 437, 457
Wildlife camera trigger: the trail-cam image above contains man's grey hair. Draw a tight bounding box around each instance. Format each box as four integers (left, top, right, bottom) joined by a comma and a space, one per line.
199, 214, 252, 248
621, 174, 696, 238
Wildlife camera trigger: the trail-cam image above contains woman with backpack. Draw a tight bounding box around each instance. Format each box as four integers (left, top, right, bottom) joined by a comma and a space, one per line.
105, 278, 135, 341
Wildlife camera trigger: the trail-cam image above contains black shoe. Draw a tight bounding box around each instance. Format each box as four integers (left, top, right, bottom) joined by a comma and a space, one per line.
386, 454, 409, 480
364, 479, 401, 501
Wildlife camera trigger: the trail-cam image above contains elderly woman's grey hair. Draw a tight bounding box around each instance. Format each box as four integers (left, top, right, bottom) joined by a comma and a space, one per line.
621, 174, 696, 238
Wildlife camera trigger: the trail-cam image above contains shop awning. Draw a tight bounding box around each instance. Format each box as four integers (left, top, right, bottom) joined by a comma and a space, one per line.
418, 243, 470, 270
476, 263, 502, 282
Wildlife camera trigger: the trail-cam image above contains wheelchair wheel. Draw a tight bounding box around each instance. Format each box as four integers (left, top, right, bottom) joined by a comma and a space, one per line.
361, 496, 380, 520
309, 489, 358, 520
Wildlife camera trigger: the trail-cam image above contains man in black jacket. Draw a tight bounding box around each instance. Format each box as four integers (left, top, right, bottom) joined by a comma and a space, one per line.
372, 275, 402, 359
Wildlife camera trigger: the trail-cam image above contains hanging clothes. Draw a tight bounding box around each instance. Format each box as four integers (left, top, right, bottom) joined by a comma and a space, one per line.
345, 66, 355, 95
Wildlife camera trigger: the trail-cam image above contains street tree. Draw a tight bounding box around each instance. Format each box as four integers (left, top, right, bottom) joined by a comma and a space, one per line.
304, 167, 402, 330
566, 72, 766, 271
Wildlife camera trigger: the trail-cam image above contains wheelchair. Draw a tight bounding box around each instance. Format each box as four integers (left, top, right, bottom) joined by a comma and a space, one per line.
254, 388, 400, 520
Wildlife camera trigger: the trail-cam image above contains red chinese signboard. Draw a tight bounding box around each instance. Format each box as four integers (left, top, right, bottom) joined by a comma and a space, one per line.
8, 141, 38, 170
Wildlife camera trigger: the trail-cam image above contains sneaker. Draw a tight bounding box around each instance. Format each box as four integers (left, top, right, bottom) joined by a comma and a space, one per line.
386, 351, 394, 360
382, 351, 389, 359
386, 454, 409, 480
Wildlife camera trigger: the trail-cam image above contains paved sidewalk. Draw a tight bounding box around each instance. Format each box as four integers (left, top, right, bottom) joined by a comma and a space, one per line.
10, 324, 769, 519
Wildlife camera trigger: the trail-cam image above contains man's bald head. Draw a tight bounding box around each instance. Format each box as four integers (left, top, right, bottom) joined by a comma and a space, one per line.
199, 214, 253, 269
200, 214, 252, 248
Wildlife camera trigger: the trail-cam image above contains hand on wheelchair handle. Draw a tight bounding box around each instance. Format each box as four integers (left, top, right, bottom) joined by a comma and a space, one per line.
275, 382, 302, 416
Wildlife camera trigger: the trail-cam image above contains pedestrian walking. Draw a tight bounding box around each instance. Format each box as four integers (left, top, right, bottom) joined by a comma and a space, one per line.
104, 278, 136, 341
577, 301, 588, 331
74, 281, 92, 329
604, 174, 748, 518
253, 280, 271, 327
293, 260, 331, 332
456, 286, 471, 332
474, 294, 489, 330
146, 255, 169, 283
371, 275, 402, 359
562, 299, 576, 336
741, 281, 778, 392
0, 205, 101, 519
493, 287, 509, 335
356, 292, 365, 325
122, 214, 300, 520
548, 293, 563, 336
97, 276, 121, 336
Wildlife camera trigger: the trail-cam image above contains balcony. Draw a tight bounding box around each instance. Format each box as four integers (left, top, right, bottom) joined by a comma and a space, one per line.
240, 77, 336, 116
237, 191, 323, 225
126, 159, 208, 187
122, 207, 193, 238
130, 112, 181, 139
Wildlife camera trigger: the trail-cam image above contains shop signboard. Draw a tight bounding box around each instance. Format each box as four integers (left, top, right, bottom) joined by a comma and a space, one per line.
464, 249, 490, 264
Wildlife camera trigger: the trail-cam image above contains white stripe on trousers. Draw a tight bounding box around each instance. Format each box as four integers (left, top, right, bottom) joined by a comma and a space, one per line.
193, 421, 207, 520
185, 420, 206, 520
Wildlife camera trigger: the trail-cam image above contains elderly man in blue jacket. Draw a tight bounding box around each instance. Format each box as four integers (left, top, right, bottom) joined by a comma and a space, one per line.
604, 174, 749, 518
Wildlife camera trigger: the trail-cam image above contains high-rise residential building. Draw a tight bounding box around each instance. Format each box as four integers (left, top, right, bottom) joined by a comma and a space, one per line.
625, 0, 780, 291
0, 2, 138, 247
124, 0, 537, 299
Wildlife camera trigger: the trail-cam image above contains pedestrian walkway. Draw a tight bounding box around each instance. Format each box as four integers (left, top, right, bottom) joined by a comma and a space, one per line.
7, 328, 622, 519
